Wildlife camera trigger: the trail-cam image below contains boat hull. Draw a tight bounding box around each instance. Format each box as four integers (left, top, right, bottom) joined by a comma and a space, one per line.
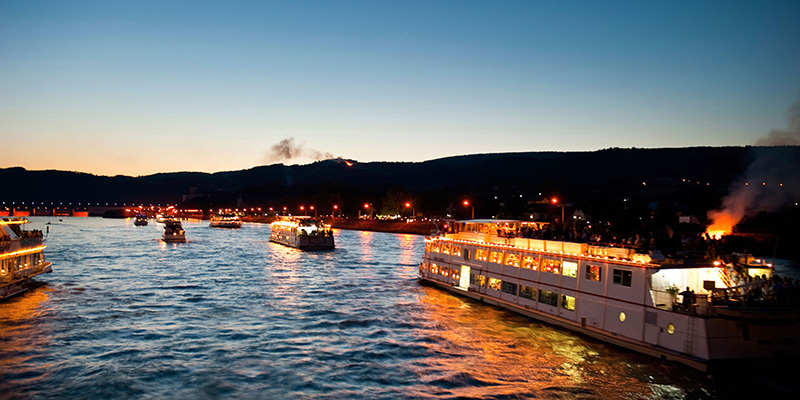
162, 234, 186, 242
419, 275, 710, 371
210, 221, 242, 228
1, 262, 52, 299
269, 234, 334, 250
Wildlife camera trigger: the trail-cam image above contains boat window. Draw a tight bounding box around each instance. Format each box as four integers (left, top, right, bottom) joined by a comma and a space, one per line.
489, 251, 502, 264
562, 261, 578, 278
475, 249, 488, 261
612, 269, 632, 287
431, 243, 440, 253
504, 253, 520, 267
463, 248, 470, 261
470, 273, 486, 287
561, 294, 576, 311
585, 264, 602, 281
619, 312, 626, 322
487, 277, 502, 291
430, 264, 438, 274
451, 246, 461, 257
519, 285, 535, 300
542, 258, 561, 274
667, 323, 675, 334
521, 256, 538, 270
501, 281, 518, 295
439, 266, 459, 280
440, 243, 451, 255
538, 289, 558, 306
425, 242, 431, 253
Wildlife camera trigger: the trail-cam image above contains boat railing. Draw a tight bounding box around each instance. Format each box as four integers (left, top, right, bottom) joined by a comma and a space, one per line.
650, 288, 716, 316
651, 289, 677, 311
443, 232, 648, 261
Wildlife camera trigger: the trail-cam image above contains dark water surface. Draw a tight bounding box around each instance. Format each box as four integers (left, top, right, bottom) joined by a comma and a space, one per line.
2, 217, 798, 399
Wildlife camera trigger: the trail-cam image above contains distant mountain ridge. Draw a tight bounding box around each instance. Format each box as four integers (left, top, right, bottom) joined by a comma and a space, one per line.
0, 146, 791, 210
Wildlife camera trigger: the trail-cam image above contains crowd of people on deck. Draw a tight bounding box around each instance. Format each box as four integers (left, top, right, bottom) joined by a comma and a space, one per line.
511, 224, 701, 257
714, 269, 800, 307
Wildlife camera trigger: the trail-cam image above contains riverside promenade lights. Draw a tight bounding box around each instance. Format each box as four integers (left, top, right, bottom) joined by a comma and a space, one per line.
405, 202, 415, 218
363, 203, 373, 218
551, 197, 565, 225
463, 200, 474, 219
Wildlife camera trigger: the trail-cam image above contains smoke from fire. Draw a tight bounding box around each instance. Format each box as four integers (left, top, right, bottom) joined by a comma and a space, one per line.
264, 137, 338, 164
707, 101, 800, 238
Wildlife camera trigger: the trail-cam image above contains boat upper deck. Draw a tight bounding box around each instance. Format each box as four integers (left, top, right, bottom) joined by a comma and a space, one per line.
1, 218, 46, 259
436, 219, 718, 269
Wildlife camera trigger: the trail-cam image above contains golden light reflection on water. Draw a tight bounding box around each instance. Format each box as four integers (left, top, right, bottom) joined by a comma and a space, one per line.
397, 234, 417, 267
0, 288, 51, 392
359, 230, 374, 245
413, 287, 657, 399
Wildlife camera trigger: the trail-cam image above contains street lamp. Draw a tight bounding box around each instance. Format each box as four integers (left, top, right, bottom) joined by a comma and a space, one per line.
300, 205, 305, 216
405, 202, 415, 218
333, 204, 339, 218
364, 203, 373, 218
551, 197, 565, 225
310, 205, 316, 217
463, 200, 474, 219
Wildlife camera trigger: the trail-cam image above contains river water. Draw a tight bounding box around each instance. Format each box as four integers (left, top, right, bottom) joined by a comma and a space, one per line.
1, 217, 798, 399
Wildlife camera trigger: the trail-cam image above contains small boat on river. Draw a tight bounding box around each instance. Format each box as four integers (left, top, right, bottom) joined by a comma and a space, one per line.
1, 218, 52, 299
269, 217, 334, 250
134, 214, 148, 226
162, 219, 186, 242
418, 219, 799, 371
209, 213, 242, 228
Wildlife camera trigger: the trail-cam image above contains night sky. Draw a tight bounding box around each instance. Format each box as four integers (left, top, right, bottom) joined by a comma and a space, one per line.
2, 1, 799, 176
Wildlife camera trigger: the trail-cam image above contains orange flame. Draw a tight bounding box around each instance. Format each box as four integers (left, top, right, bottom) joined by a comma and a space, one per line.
706, 210, 738, 239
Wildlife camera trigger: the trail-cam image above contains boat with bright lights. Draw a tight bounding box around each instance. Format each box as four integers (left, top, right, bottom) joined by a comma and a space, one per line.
419, 219, 799, 371
1, 218, 52, 299
162, 219, 186, 242
134, 213, 148, 226
209, 213, 242, 228
269, 217, 334, 250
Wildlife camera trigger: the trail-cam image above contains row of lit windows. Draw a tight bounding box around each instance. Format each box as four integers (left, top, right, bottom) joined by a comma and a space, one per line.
429, 243, 633, 288
427, 242, 463, 257
0, 254, 41, 274
428, 263, 460, 280
471, 273, 576, 311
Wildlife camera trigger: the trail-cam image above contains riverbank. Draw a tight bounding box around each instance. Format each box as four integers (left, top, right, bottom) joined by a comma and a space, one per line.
240, 216, 437, 236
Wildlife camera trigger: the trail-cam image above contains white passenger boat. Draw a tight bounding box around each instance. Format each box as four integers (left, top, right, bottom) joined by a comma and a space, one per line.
162, 219, 186, 242
269, 217, 334, 250
209, 213, 242, 228
418, 219, 799, 371
1, 218, 52, 299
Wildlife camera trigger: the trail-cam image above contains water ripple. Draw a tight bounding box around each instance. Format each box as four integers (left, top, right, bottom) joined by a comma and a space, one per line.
1, 217, 799, 399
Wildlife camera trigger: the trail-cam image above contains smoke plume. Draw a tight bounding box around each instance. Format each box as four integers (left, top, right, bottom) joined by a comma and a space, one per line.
264, 137, 340, 164
707, 101, 800, 237
754, 100, 800, 146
